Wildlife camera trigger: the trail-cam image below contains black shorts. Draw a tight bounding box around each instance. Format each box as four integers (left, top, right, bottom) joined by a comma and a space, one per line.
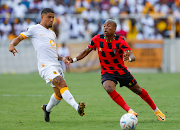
101, 70, 137, 87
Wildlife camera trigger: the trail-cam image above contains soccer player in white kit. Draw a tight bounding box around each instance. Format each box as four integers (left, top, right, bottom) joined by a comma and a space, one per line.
9, 8, 85, 122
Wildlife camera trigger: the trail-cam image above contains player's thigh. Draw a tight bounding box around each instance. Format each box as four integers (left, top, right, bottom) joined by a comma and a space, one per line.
128, 83, 142, 94
52, 75, 67, 90
40, 65, 65, 88
118, 69, 137, 88
103, 80, 116, 93
101, 73, 117, 93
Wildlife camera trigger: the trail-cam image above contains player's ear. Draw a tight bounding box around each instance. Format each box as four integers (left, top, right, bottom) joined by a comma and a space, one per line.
41, 14, 44, 20
114, 27, 116, 33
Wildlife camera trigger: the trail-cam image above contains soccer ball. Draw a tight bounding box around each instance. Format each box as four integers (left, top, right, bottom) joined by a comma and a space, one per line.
120, 113, 138, 130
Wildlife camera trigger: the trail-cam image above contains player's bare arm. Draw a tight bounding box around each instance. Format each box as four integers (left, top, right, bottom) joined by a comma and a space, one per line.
67, 48, 92, 63
76, 47, 92, 60
9, 35, 24, 56
123, 51, 135, 62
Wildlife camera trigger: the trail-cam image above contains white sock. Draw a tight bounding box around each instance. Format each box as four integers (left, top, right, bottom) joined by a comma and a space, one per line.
62, 90, 79, 111
46, 93, 61, 112
153, 107, 158, 112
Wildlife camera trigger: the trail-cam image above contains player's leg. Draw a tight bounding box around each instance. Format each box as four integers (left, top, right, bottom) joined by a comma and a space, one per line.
47, 87, 62, 111
103, 80, 134, 113
128, 83, 166, 121
53, 76, 85, 116
41, 87, 62, 122
128, 83, 157, 109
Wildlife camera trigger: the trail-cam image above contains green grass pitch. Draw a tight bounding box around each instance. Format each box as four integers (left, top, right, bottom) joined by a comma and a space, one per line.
0, 72, 180, 130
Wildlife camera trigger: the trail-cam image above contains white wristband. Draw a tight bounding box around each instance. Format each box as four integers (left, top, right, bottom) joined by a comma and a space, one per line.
128, 57, 132, 62
73, 58, 77, 63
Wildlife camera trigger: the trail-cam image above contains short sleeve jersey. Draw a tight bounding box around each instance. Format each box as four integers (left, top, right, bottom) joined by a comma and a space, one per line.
20, 24, 60, 69
88, 34, 131, 75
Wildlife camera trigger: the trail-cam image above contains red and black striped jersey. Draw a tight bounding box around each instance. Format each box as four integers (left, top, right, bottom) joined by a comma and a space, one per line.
88, 34, 131, 75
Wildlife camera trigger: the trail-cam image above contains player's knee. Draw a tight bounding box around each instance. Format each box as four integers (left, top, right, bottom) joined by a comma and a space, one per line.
55, 92, 62, 98
136, 90, 142, 94
103, 85, 114, 93
133, 87, 142, 94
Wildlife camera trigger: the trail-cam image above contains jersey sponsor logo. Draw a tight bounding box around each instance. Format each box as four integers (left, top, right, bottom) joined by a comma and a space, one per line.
50, 40, 55, 46
49, 47, 56, 49
40, 34, 45, 36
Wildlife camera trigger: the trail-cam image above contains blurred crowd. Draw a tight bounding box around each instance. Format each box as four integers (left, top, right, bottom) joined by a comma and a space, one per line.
1, 0, 180, 42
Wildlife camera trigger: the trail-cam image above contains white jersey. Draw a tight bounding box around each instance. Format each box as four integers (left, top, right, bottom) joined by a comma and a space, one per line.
20, 24, 60, 71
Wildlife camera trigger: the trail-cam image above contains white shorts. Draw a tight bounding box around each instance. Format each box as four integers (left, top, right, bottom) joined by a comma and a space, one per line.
39, 65, 65, 87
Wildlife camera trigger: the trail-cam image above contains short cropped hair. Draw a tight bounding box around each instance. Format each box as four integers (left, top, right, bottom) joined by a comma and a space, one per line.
105, 19, 117, 28
41, 8, 54, 15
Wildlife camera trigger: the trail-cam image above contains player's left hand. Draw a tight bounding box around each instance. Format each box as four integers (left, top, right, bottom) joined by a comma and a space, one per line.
62, 57, 70, 68
123, 52, 130, 62
9, 44, 18, 56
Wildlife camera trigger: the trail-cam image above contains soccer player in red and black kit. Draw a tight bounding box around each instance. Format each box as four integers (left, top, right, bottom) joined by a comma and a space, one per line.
66, 19, 166, 121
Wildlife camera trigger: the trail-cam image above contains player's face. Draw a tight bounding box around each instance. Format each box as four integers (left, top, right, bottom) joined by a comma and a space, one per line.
42, 13, 54, 28
103, 21, 116, 36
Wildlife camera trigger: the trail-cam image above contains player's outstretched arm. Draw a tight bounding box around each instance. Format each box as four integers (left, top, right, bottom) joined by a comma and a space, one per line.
66, 48, 92, 63
9, 35, 24, 56
123, 51, 135, 62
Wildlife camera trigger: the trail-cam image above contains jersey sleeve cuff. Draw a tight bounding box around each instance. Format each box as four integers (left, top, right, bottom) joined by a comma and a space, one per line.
20, 33, 27, 39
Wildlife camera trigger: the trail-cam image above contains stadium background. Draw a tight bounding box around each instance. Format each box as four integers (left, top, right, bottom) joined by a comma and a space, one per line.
1, 0, 180, 73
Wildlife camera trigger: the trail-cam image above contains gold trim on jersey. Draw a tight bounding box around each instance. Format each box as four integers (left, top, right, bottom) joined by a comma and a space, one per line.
20, 33, 27, 39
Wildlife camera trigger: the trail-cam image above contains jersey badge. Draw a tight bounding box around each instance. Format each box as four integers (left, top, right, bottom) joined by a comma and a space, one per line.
113, 49, 116, 54
53, 71, 57, 74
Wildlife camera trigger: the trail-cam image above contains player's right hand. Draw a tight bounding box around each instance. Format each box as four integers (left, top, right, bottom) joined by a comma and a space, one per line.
65, 56, 73, 63
9, 44, 18, 56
